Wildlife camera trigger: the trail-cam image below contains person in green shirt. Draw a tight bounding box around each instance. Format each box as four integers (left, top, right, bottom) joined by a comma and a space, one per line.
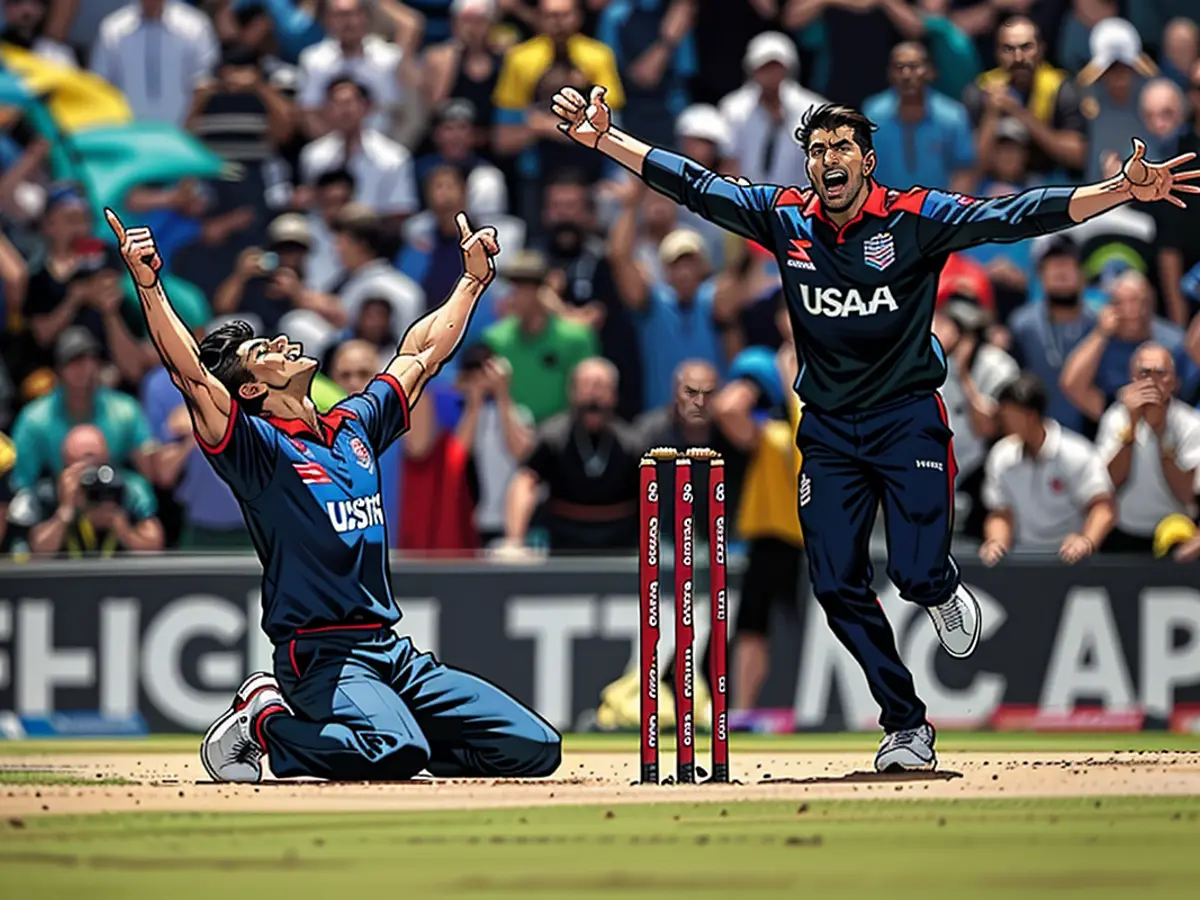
482, 250, 599, 424
10, 327, 156, 490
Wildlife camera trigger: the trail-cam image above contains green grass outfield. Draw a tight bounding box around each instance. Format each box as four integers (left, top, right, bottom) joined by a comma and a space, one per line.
2, 730, 1200, 755
1, 797, 1198, 899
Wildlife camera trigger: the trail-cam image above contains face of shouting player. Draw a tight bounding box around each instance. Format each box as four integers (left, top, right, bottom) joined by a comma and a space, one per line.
804, 125, 876, 214
236, 334, 318, 403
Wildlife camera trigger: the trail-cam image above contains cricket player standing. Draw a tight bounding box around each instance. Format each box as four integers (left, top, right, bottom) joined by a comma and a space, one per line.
551, 85, 1199, 771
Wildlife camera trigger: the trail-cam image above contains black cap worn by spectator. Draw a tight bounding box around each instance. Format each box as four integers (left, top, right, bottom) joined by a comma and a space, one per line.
220, 44, 262, 69
500, 249, 548, 284
267, 213, 313, 249
1034, 234, 1081, 268
55, 326, 101, 368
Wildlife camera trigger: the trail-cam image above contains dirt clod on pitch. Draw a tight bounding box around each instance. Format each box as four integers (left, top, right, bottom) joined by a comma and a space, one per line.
0, 750, 1198, 817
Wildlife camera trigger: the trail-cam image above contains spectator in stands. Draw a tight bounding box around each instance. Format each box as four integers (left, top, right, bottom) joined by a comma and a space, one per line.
610, 193, 727, 412
212, 212, 317, 334
492, 0, 625, 214
91, 0, 219, 126
1158, 60, 1200, 323
298, 77, 419, 230
6, 423, 164, 557
304, 168, 356, 292
635, 359, 733, 461
450, 344, 534, 547
328, 338, 404, 547
669, 103, 732, 265
784, 0, 902, 109
981, 373, 1114, 565
711, 303, 800, 711
904, 0, 981, 101
963, 16, 1087, 181
482, 249, 597, 424
10, 327, 156, 490
1094, 342, 1200, 554
323, 297, 397, 372
502, 357, 643, 553
142, 324, 247, 551
718, 32, 825, 190
23, 189, 153, 388
331, 203, 423, 344
863, 41, 976, 193
596, 0, 696, 149
933, 302, 1018, 537
1139, 78, 1186, 155
1159, 17, 1199, 91
296, 0, 413, 141
422, 0, 503, 151
413, 99, 507, 210
1060, 270, 1187, 430
400, 165, 477, 313
0, 0, 75, 66
1008, 237, 1099, 436
186, 43, 295, 219
1077, 17, 1158, 183
535, 170, 639, 419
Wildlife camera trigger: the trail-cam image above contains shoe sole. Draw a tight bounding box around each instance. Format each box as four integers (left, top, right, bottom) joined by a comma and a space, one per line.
877, 757, 937, 773
939, 592, 982, 659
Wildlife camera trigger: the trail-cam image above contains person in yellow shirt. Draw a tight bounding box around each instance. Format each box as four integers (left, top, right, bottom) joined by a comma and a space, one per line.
712, 296, 804, 712
492, 0, 624, 219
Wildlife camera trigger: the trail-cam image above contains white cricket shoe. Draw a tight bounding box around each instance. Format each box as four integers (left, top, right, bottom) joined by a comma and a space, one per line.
200, 673, 287, 783
875, 723, 937, 772
926, 585, 982, 658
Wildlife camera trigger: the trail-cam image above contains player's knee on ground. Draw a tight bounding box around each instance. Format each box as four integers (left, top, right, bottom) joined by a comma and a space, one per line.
504, 721, 562, 777
337, 726, 432, 781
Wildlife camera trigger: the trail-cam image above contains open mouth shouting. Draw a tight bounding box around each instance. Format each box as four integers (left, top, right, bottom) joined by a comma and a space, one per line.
822, 168, 850, 201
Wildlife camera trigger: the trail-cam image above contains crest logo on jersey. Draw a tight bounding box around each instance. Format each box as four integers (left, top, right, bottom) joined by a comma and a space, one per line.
349, 437, 374, 472
294, 461, 332, 485
863, 232, 896, 271
786, 238, 816, 271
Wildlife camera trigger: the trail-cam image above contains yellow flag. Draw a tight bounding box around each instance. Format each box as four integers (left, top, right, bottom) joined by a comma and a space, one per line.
0, 44, 132, 132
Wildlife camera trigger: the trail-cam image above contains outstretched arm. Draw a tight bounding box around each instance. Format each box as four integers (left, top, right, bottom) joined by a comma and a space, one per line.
914, 140, 1200, 256
551, 85, 781, 247
383, 213, 499, 407
105, 210, 232, 447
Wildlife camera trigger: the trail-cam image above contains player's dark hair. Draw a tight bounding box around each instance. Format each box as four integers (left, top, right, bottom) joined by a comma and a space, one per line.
326, 76, 372, 105
315, 168, 356, 192
198, 320, 266, 416
996, 372, 1047, 417
795, 104, 878, 155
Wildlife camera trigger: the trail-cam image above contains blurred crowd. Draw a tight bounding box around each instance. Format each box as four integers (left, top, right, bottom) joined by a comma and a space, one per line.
1, 0, 1200, 569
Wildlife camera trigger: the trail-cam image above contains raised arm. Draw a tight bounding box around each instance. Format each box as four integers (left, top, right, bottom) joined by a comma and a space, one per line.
105, 210, 232, 448
383, 213, 499, 407
912, 140, 1200, 256
551, 85, 781, 247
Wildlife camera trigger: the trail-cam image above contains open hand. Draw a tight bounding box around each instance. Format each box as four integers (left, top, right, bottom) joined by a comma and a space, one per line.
1059, 533, 1094, 565
456, 212, 500, 285
551, 85, 612, 149
979, 539, 1007, 567
1121, 138, 1200, 207
105, 208, 162, 289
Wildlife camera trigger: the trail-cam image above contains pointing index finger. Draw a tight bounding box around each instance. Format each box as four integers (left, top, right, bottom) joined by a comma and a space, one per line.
455, 211, 471, 243
104, 208, 127, 243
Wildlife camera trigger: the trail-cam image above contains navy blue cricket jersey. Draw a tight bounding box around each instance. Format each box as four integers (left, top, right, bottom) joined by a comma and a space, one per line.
197, 375, 409, 643
642, 149, 1078, 414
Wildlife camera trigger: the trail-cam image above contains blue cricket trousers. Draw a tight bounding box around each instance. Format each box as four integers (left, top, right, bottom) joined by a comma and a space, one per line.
261, 625, 561, 780
796, 393, 960, 732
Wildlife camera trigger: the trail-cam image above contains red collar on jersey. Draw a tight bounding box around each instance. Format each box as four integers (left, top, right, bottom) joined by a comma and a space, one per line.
266, 407, 358, 446
776, 180, 926, 245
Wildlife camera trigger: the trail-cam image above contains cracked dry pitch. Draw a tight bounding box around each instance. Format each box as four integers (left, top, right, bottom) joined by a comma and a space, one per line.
2, 750, 1199, 816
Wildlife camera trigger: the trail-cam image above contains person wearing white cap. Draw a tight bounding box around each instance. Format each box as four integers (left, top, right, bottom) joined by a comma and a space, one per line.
1078, 17, 1161, 183
718, 32, 826, 190
552, 63, 1200, 773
